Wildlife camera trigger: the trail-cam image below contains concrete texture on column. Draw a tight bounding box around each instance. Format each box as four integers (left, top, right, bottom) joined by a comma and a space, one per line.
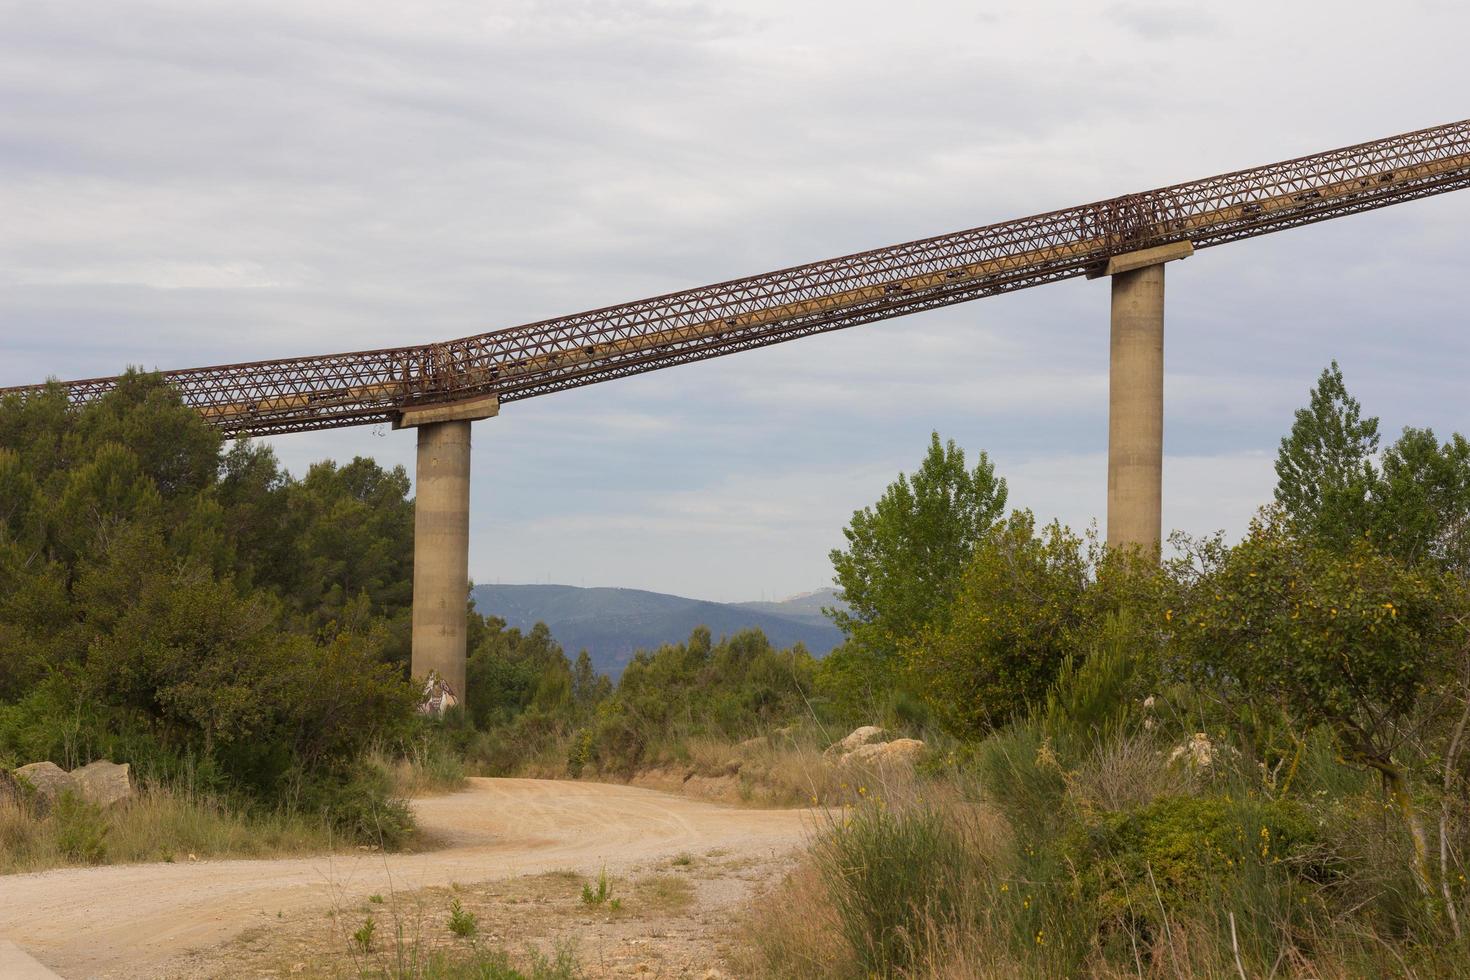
1107, 263, 1165, 554
411, 419, 473, 701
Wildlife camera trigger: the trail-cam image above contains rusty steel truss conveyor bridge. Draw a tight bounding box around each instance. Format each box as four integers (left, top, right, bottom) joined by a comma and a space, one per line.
7, 117, 1470, 706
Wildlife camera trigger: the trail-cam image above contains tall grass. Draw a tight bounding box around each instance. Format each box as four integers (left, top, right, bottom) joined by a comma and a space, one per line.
367, 739, 468, 798
0, 786, 343, 873
811, 792, 977, 976
667, 734, 847, 805
743, 720, 1470, 979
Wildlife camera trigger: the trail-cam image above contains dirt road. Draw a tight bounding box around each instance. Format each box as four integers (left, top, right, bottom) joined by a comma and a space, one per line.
0, 778, 815, 979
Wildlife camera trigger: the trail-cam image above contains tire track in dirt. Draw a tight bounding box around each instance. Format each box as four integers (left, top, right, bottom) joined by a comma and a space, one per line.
0, 777, 814, 979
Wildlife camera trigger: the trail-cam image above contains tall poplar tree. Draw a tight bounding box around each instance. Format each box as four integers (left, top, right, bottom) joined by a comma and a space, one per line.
827, 432, 1008, 660
1274, 360, 1380, 549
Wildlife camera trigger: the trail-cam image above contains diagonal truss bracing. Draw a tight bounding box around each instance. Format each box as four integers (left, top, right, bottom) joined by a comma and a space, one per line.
6, 118, 1470, 437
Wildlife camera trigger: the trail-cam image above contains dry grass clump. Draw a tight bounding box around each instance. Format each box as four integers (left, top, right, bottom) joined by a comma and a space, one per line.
0, 787, 341, 874
682, 734, 846, 805
366, 740, 468, 798
632, 872, 696, 913
1066, 733, 1196, 815
499, 723, 864, 809
742, 781, 1009, 979
734, 861, 852, 978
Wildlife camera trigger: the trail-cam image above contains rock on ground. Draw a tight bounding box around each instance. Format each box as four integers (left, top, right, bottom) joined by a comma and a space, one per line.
73, 760, 134, 808
840, 738, 926, 771
13, 762, 76, 813
823, 725, 887, 758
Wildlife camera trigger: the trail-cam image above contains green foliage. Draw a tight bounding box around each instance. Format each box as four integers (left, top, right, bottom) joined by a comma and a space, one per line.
1275, 362, 1470, 575
448, 897, 478, 938
53, 791, 109, 864
577, 627, 818, 774
1065, 795, 1322, 934
300, 765, 415, 849
750, 412, 1470, 976
1039, 611, 1152, 761
970, 722, 1068, 841
412, 943, 581, 980
352, 915, 376, 953
0, 372, 420, 842
581, 866, 616, 907
1275, 360, 1381, 548
812, 798, 975, 978
467, 620, 576, 730
1374, 426, 1470, 571
828, 432, 1006, 667
1169, 514, 1454, 770
906, 511, 1094, 736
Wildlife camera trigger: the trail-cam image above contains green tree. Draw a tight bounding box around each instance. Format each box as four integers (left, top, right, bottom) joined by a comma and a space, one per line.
904, 511, 1093, 737
0, 372, 422, 836
572, 650, 611, 709
1169, 515, 1460, 896
1274, 361, 1380, 549
1373, 427, 1470, 573
828, 432, 1007, 662
1274, 362, 1470, 576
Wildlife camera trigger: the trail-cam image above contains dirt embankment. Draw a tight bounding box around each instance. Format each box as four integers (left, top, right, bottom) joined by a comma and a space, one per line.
0, 777, 815, 979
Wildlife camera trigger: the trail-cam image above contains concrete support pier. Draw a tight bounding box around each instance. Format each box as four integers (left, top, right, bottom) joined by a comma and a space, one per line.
396, 394, 499, 709
1100, 241, 1192, 554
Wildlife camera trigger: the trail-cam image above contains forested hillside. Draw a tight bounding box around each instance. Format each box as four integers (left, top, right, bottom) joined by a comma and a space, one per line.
469, 583, 843, 676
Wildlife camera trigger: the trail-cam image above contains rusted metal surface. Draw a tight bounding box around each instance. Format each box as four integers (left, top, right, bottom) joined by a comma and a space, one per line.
6, 118, 1469, 436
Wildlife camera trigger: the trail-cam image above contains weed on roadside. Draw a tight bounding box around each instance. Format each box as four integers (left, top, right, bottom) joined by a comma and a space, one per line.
352, 916, 376, 953
447, 898, 477, 938
579, 866, 617, 909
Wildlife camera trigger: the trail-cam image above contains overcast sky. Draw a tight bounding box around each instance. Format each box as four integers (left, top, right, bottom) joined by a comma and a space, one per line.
3, 0, 1468, 602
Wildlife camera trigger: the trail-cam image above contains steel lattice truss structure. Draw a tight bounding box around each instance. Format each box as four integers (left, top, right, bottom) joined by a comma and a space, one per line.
7, 118, 1470, 436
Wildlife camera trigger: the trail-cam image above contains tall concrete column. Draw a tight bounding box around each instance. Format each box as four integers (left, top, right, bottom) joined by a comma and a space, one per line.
1107, 264, 1165, 553
1098, 241, 1192, 555
411, 419, 473, 700
396, 393, 499, 710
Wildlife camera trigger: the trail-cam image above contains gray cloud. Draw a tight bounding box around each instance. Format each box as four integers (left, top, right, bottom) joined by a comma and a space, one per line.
3, 0, 1468, 601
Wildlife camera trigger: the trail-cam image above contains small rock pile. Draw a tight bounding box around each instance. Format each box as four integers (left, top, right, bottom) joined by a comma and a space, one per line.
4, 760, 134, 814
824, 726, 926, 773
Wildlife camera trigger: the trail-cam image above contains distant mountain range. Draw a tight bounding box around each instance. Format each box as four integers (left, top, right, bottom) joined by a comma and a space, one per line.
468, 584, 847, 677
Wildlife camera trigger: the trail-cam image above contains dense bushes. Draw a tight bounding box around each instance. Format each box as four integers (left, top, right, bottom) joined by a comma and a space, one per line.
459, 618, 824, 778
746, 362, 1470, 976
0, 373, 421, 843
1064, 794, 1323, 933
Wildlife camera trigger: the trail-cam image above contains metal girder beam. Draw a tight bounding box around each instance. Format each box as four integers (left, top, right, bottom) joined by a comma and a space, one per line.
5, 118, 1469, 434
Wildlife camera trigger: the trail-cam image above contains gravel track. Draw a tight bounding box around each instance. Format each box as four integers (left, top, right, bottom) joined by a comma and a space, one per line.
0, 777, 814, 978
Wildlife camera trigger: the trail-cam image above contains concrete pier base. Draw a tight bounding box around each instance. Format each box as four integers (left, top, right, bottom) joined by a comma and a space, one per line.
399, 394, 498, 710
1104, 242, 1190, 555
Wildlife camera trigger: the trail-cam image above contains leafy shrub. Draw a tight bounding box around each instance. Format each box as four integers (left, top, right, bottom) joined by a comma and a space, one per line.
1040, 611, 1150, 760
905, 512, 1092, 736
53, 791, 109, 863
448, 897, 478, 938
1064, 794, 1322, 935
0, 375, 423, 839
299, 766, 413, 849
971, 723, 1068, 841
